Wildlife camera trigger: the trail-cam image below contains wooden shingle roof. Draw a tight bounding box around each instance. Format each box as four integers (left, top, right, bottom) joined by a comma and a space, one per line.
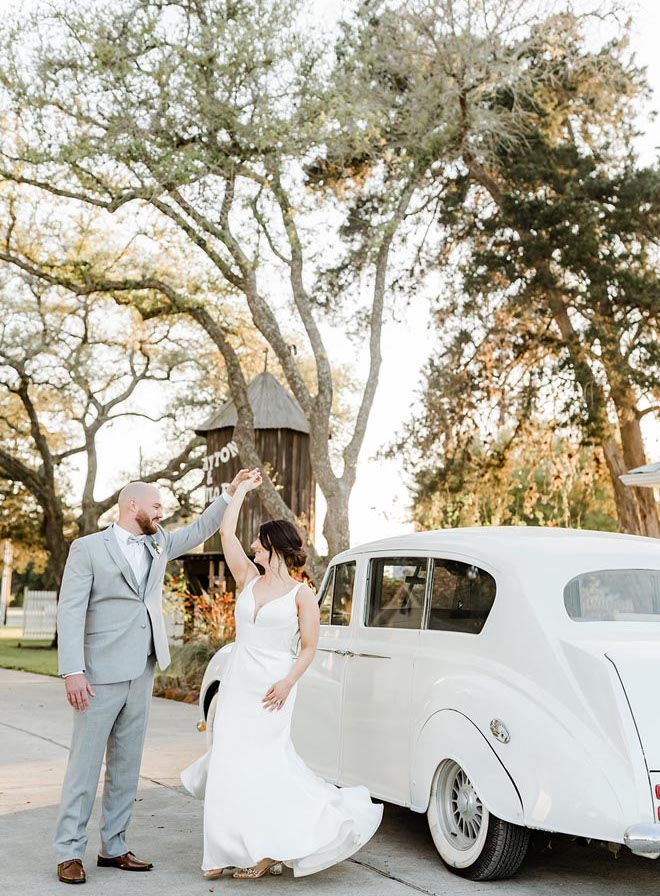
196, 371, 310, 435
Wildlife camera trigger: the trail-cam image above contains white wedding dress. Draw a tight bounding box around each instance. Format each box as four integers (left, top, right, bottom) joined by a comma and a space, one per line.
180, 575, 383, 876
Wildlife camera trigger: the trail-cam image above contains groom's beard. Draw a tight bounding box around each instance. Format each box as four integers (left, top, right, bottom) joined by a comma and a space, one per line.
135, 510, 159, 535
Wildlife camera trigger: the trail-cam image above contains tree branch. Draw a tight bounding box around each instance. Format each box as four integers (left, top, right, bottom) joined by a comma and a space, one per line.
637, 405, 660, 420
342, 177, 418, 477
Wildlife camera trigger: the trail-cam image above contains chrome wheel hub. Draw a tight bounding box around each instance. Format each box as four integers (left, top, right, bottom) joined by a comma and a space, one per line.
456, 784, 479, 822
438, 761, 484, 849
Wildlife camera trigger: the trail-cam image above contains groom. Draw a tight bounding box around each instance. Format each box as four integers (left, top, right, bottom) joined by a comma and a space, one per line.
54, 470, 253, 885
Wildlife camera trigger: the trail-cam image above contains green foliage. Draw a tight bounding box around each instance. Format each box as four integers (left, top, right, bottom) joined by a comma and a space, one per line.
412, 425, 618, 531
0, 0, 656, 548
153, 635, 223, 698
0, 635, 58, 676
382, 4, 659, 533
0, 258, 232, 576
164, 567, 237, 642
0, 483, 48, 579
3, 0, 321, 176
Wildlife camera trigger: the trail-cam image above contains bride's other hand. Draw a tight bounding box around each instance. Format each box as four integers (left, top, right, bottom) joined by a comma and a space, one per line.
262, 678, 292, 711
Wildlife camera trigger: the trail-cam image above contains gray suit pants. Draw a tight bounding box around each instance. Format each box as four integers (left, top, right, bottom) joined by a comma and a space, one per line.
54, 655, 156, 861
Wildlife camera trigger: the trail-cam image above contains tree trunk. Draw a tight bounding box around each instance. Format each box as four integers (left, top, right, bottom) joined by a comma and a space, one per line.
42, 497, 67, 648
601, 438, 644, 535
546, 291, 647, 534
596, 333, 659, 537
614, 405, 660, 537
322, 486, 351, 562
465, 168, 657, 538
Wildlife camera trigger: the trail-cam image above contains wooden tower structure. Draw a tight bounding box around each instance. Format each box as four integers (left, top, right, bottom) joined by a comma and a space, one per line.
182, 371, 315, 595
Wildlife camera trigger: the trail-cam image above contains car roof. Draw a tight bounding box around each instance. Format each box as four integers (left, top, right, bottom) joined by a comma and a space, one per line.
333, 526, 660, 573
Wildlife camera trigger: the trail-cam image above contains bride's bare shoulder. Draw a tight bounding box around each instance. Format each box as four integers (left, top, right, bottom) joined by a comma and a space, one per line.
295, 582, 318, 606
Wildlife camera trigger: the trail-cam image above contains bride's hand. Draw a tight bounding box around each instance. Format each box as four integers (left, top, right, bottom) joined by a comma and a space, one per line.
227, 468, 255, 496
262, 678, 292, 711
237, 469, 262, 493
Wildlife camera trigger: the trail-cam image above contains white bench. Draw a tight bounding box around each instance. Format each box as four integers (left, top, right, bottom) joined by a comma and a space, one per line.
21, 589, 57, 642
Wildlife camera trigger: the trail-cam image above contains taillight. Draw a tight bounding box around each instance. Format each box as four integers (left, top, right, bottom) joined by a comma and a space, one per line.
656, 785, 660, 800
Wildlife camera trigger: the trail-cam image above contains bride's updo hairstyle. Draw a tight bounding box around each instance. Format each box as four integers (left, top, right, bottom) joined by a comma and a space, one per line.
258, 519, 307, 571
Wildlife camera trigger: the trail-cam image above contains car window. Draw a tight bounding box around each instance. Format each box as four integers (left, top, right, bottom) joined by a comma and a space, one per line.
564, 568, 660, 621
332, 562, 355, 625
318, 566, 335, 624
429, 559, 496, 634
318, 562, 356, 626
367, 557, 427, 629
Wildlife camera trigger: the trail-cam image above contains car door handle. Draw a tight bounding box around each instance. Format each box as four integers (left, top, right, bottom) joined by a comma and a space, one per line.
316, 647, 353, 656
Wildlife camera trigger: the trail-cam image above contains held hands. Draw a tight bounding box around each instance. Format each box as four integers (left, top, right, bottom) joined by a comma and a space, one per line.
228, 468, 261, 496
237, 469, 262, 494
262, 678, 293, 711
65, 673, 95, 712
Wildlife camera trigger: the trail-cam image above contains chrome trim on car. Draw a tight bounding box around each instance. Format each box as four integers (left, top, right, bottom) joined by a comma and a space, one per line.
315, 647, 390, 659
422, 557, 433, 631
624, 823, 660, 856
489, 719, 511, 744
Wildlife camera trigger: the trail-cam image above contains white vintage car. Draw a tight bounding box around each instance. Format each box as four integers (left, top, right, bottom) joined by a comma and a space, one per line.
196, 527, 660, 880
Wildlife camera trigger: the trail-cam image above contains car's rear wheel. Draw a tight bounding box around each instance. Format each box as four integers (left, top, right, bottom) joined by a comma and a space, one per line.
427, 759, 529, 880
205, 691, 219, 750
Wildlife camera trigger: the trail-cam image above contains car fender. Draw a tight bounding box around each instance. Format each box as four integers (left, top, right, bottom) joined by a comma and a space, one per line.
199, 642, 234, 717
410, 708, 524, 824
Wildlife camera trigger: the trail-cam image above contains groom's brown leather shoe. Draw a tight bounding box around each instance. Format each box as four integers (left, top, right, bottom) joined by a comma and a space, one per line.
57, 859, 86, 884
97, 851, 153, 871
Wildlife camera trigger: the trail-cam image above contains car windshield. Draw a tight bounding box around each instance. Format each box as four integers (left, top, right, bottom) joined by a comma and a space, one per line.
564, 569, 660, 622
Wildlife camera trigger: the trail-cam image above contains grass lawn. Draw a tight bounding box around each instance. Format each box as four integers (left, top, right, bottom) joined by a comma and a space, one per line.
0, 626, 58, 676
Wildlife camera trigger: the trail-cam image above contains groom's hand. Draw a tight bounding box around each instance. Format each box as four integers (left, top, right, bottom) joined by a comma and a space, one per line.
227, 468, 259, 497
65, 673, 96, 712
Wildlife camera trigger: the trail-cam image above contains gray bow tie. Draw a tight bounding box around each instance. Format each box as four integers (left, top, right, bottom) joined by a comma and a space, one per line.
127, 535, 146, 545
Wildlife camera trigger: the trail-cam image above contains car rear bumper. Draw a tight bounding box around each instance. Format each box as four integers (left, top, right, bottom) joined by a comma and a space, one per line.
624, 824, 660, 858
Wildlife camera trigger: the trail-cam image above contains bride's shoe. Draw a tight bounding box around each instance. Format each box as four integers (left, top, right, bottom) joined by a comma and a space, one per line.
203, 867, 236, 879
232, 859, 283, 879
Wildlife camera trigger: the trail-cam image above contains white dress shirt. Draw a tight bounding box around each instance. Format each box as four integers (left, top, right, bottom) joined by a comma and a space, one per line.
112, 523, 151, 585
63, 490, 232, 678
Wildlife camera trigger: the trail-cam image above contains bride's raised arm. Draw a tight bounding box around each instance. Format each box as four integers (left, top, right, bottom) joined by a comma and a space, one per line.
219, 469, 262, 590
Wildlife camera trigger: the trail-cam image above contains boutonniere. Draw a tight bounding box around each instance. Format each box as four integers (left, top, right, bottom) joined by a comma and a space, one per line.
150, 538, 162, 556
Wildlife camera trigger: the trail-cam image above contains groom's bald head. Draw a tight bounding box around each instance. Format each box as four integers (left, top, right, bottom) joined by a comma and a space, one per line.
118, 481, 161, 508
118, 481, 163, 534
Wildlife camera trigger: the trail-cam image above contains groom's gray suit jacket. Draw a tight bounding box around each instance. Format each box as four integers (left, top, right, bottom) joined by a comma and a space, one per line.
57, 497, 228, 684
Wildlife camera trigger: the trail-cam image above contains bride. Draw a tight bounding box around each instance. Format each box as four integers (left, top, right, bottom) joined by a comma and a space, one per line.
181, 469, 383, 879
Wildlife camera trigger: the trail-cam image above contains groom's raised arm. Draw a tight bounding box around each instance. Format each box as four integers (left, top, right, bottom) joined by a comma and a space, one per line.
164, 494, 230, 560
57, 539, 94, 676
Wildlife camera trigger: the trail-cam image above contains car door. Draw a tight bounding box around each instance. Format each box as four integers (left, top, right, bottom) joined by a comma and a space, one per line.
291, 559, 357, 783
339, 554, 428, 805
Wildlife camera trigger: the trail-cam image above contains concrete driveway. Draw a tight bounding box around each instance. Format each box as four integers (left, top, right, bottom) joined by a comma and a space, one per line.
1, 667, 658, 895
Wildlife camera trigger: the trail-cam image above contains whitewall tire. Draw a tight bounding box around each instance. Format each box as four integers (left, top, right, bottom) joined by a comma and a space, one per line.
427, 759, 529, 880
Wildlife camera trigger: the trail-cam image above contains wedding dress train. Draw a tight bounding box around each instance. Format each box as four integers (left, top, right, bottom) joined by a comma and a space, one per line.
181, 576, 383, 876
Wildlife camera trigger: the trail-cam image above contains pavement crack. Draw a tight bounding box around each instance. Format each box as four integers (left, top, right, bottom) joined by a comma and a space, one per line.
139, 775, 188, 794
0, 719, 69, 751
0, 720, 187, 794
347, 857, 438, 894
